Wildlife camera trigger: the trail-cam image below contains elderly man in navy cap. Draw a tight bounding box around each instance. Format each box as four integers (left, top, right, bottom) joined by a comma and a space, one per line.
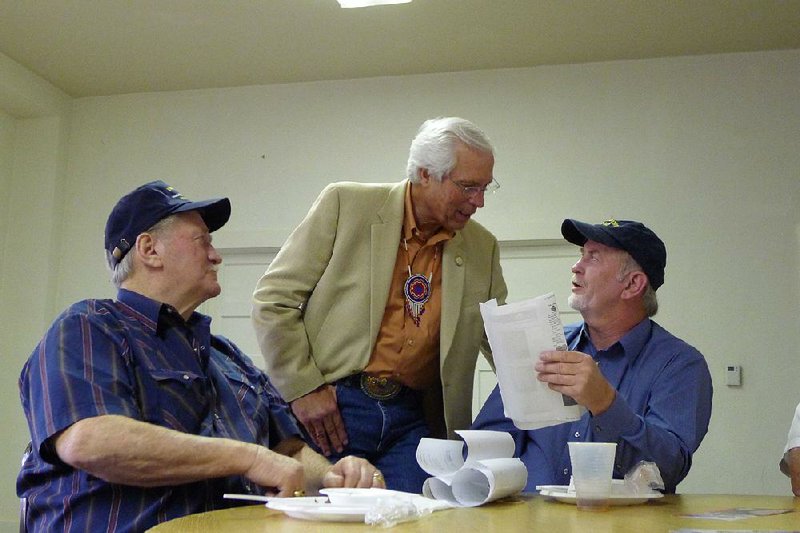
473, 218, 713, 493
17, 181, 383, 533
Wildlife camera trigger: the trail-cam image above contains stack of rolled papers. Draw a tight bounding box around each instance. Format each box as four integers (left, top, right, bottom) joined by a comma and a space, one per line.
416, 430, 527, 506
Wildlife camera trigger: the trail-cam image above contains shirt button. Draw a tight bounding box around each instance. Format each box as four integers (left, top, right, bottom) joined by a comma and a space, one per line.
407, 339, 414, 346
455, 256, 464, 266
563, 468, 569, 475
182, 374, 190, 380
574, 431, 581, 438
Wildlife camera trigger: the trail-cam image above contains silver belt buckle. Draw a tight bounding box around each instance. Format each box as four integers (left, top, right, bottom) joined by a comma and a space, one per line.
360, 374, 402, 401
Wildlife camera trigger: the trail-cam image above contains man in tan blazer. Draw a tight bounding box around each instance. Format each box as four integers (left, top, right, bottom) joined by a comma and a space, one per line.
252, 117, 508, 492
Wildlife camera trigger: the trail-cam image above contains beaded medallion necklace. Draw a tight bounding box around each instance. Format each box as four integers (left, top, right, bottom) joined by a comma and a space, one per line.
402, 238, 439, 327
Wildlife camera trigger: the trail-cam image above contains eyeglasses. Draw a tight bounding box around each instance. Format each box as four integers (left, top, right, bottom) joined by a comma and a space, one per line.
450, 177, 500, 198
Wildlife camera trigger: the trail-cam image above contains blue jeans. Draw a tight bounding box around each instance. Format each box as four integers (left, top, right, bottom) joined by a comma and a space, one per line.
312, 380, 431, 493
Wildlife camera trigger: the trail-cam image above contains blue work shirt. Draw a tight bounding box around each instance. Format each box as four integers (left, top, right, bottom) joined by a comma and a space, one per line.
17, 289, 300, 533
472, 319, 713, 493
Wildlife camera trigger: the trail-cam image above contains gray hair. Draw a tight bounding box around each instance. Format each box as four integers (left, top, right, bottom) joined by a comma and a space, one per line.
618, 253, 659, 317
107, 215, 177, 288
406, 117, 494, 183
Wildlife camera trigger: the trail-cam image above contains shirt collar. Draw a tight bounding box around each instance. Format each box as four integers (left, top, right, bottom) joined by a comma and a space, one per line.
617, 318, 653, 360
403, 182, 454, 245
116, 288, 210, 335
574, 318, 652, 361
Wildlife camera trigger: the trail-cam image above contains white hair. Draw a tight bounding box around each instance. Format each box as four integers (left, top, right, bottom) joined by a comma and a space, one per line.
617, 253, 659, 317
406, 117, 494, 183
107, 215, 177, 288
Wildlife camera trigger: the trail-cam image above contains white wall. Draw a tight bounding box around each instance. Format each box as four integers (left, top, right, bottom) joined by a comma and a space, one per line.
0, 109, 13, 259
1, 49, 799, 521
0, 52, 71, 525
0, 114, 70, 527
0, 108, 20, 531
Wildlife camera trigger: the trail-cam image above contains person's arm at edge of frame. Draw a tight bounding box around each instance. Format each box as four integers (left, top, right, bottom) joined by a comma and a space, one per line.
782, 402, 800, 496
788, 447, 800, 497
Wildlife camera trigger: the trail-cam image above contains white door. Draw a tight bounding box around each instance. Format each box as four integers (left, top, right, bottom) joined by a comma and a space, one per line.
197, 247, 279, 369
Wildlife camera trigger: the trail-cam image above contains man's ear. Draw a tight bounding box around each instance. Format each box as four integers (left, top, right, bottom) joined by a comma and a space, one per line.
417, 167, 431, 185
134, 233, 163, 268
621, 271, 648, 300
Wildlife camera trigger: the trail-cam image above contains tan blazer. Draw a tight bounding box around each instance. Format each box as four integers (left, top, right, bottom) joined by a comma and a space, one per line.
252, 180, 508, 436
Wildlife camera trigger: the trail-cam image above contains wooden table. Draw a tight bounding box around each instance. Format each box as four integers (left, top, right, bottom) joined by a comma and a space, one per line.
149, 493, 800, 532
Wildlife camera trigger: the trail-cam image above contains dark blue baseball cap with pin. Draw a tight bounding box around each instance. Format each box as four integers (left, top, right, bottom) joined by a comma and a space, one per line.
105, 180, 231, 266
561, 218, 667, 290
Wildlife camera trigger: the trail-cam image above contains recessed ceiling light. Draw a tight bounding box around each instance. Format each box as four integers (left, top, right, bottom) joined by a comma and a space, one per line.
337, 0, 412, 7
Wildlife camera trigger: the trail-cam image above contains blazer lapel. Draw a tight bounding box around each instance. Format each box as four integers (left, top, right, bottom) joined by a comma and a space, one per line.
440, 231, 465, 361
369, 182, 406, 343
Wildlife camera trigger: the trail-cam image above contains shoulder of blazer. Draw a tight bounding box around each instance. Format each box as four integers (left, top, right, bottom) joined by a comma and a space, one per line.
322, 180, 406, 222
322, 181, 403, 202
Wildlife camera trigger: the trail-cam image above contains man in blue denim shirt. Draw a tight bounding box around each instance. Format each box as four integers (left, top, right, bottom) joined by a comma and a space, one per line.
17, 181, 383, 533
473, 218, 712, 493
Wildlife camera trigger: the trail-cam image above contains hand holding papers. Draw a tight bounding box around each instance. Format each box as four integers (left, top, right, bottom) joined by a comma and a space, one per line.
480, 293, 584, 429
417, 430, 527, 507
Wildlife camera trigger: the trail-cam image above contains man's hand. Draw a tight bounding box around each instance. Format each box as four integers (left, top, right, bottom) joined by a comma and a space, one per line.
243, 445, 306, 497
536, 350, 616, 415
322, 456, 386, 489
275, 438, 385, 493
291, 385, 348, 455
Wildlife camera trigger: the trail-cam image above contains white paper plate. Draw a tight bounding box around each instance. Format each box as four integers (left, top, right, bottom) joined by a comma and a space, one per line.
265, 497, 371, 522
537, 485, 663, 506
319, 487, 407, 505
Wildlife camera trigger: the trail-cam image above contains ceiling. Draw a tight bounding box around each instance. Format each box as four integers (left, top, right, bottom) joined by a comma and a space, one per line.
1, 0, 799, 98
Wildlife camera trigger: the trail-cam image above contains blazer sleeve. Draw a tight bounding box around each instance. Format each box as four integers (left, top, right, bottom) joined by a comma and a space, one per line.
251, 184, 341, 401
479, 232, 508, 369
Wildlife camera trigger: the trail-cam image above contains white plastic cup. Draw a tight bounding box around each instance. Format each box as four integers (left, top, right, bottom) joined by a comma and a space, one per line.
567, 442, 617, 510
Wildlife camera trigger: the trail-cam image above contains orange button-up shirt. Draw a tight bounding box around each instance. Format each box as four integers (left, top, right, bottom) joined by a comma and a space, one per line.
364, 183, 453, 390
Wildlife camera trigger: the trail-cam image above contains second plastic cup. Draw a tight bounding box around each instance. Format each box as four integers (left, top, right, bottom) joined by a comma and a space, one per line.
567, 442, 617, 510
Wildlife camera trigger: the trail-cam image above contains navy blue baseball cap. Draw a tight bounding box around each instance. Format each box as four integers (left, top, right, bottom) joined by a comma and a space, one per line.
105, 180, 231, 266
561, 218, 667, 290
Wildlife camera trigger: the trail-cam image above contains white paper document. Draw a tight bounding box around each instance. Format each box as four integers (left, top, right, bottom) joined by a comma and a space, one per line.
416, 430, 527, 507
480, 293, 584, 430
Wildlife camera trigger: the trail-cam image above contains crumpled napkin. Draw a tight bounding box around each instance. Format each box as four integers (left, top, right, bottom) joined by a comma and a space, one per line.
623, 461, 665, 494
364, 492, 453, 528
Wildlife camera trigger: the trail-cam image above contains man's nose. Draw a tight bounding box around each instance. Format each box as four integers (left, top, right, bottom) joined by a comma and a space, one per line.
469, 190, 485, 208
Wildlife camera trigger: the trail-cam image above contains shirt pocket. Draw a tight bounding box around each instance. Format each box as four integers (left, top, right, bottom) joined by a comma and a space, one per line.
146, 369, 209, 432
217, 366, 270, 436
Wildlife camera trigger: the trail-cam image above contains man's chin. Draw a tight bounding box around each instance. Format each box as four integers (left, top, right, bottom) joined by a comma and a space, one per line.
446, 218, 469, 231
207, 284, 222, 299
567, 295, 584, 312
